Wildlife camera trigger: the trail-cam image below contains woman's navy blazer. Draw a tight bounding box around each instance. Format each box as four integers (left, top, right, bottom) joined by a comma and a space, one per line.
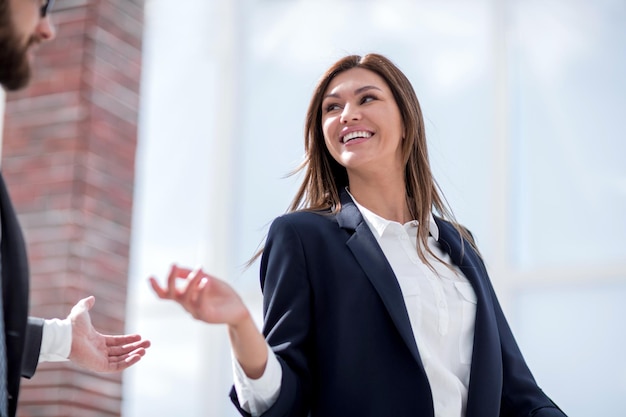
231, 190, 565, 417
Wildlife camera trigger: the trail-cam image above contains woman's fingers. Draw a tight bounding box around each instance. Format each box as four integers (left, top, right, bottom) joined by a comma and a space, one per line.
148, 276, 168, 299
150, 265, 236, 323
149, 264, 196, 300
179, 268, 204, 305
165, 264, 196, 298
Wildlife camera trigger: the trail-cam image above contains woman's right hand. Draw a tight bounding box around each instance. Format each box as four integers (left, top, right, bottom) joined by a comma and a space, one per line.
149, 264, 249, 327
149, 264, 269, 379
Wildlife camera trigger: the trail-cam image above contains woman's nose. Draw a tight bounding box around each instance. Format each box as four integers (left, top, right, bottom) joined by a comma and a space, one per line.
340, 103, 361, 124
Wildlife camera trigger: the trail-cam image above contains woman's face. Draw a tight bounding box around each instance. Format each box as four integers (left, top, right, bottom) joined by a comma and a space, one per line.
320, 67, 404, 178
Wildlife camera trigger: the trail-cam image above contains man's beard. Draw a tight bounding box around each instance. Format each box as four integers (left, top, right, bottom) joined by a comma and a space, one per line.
0, 3, 35, 91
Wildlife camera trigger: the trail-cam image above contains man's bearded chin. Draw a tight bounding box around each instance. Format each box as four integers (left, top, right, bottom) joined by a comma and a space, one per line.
0, 38, 33, 91
0, 32, 34, 91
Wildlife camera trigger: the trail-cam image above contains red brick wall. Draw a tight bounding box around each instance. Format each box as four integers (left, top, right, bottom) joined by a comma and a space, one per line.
2, 0, 144, 415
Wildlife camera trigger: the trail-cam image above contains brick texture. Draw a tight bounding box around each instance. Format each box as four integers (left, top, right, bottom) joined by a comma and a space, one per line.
2, 0, 144, 415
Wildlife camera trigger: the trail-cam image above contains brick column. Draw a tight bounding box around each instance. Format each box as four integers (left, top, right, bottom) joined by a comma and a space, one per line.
1, 0, 144, 415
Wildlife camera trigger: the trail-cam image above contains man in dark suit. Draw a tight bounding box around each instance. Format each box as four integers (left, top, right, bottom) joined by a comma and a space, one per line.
0, 1, 150, 416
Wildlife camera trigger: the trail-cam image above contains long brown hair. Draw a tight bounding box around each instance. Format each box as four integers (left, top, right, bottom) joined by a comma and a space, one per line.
286, 53, 476, 268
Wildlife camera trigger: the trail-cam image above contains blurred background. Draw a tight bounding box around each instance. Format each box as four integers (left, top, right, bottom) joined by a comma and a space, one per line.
2, 0, 625, 416
124, 0, 626, 415
124, 0, 626, 417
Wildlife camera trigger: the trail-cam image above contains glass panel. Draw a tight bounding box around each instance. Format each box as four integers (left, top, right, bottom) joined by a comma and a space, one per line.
512, 282, 626, 417
509, 0, 626, 268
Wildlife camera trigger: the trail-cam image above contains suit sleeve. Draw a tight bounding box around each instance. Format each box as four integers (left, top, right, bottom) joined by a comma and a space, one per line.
479, 262, 566, 417
230, 215, 313, 417
21, 317, 44, 378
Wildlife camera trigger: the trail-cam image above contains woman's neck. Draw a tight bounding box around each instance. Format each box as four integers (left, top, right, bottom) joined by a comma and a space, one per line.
347, 174, 413, 224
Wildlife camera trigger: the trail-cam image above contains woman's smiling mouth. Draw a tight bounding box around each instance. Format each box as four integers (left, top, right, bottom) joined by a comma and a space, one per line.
341, 130, 373, 144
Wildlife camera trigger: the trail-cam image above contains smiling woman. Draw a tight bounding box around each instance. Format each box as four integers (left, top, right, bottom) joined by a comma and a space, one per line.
128, 1, 626, 415
321, 68, 406, 186
149, 53, 567, 417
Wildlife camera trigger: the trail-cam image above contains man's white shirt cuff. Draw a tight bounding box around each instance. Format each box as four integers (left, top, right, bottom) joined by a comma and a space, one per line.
40, 318, 72, 362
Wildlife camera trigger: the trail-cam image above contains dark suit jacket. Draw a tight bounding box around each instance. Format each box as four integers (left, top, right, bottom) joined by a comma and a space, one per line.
231, 190, 565, 417
1, 173, 44, 417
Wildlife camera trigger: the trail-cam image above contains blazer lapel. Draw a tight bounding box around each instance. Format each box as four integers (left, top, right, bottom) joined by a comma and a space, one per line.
434, 218, 503, 417
337, 190, 425, 369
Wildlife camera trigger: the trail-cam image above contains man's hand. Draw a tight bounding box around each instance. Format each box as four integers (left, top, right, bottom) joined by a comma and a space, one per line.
68, 296, 151, 372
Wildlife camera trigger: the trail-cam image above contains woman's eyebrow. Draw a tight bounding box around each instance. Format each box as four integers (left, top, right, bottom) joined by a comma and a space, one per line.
323, 85, 383, 101
354, 85, 382, 95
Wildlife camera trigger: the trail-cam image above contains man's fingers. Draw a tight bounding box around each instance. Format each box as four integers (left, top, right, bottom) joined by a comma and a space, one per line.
108, 342, 150, 357
118, 354, 143, 370
104, 334, 140, 345
111, 346, 148, 358
106, 353, 145, 372
104, 334, 150, 348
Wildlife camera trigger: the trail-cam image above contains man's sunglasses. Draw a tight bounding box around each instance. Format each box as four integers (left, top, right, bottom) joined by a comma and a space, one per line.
40, 0, 55, 18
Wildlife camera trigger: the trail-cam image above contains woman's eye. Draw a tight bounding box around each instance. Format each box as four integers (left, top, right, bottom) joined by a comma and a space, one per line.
324, 103, 340, 112
361, 95, 376, 104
